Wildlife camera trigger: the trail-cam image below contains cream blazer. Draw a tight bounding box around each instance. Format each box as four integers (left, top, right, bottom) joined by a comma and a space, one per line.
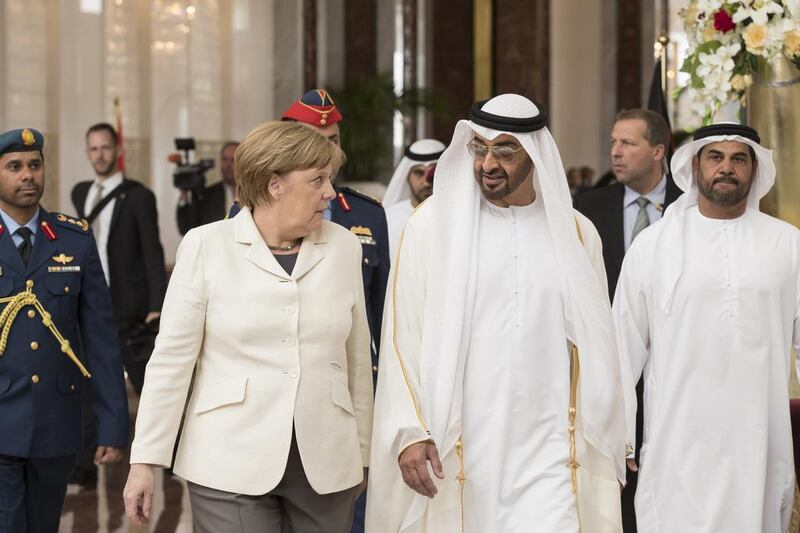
130, 209, 373, 496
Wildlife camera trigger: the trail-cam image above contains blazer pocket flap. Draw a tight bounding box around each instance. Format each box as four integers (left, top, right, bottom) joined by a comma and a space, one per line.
331, 378, 355, 416
193, 377, 248, 414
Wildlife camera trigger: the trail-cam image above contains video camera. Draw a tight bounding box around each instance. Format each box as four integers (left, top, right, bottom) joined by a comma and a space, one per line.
170, 137, 214, 191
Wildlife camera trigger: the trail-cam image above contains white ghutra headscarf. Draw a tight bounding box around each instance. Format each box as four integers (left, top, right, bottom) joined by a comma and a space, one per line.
382, 139, 445, 206
654, 122, 775, 313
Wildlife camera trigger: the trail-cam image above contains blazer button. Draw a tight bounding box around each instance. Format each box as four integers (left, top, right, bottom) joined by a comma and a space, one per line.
64, 286, 70, 294
30, 341, 39, 351
372, 365, 378, 373
31, 374, 40, 384
289, 370, 297, 378
27, 309, 35, 319
26, 280, 34, 289
364, 257, 370, 265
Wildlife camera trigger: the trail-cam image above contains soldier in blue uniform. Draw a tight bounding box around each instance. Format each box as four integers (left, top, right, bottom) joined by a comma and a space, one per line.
0, 128, 128, 532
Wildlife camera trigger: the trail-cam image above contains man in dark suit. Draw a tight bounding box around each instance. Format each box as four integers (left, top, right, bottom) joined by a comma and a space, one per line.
176, 141, 239, 235
71, 123, 166, 393
69, 123, 166, 487
0, 128, 128, 532
573, 109, 681, 533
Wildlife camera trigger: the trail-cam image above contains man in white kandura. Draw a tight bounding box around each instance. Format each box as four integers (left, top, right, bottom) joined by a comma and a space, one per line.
383, 139, 445, 259
613, 122, 800, 533
366, 94, 626, 533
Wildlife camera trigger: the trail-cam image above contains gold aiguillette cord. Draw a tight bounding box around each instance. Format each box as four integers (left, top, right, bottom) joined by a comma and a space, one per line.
0, 285, 91, 378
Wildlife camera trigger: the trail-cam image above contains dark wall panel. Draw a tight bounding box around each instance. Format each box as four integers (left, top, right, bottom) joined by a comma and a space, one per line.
493, 0, 550, 109
345, 0, 377, 86
617, 0, 642, 110
432, 0, 474, 142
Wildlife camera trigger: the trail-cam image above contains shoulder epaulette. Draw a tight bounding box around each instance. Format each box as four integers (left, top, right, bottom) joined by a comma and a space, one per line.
53, 213, 89, 233
340, 186, 382, 207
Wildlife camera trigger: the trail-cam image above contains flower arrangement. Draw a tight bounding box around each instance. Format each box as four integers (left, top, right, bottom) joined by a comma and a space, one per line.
680, 0, 800, 122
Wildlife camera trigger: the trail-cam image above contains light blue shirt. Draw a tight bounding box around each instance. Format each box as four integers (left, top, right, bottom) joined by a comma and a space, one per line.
623, 176, 667, 251
323, 200, 332, 221
0, 208, 40, 248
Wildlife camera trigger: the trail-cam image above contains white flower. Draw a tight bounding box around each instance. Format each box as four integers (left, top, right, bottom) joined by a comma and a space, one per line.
696, 42, 741, 78
732, 0, 784, 26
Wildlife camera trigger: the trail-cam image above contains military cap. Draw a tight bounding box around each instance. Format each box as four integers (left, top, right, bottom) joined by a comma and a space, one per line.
282, 89, 343, 127
0, 128, 44, 157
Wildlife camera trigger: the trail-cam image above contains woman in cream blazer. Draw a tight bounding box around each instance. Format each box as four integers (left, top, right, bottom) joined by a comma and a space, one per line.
123, 122, 373, 532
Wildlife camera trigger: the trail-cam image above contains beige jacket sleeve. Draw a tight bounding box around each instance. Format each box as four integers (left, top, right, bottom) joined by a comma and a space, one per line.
130, 229, 207, 467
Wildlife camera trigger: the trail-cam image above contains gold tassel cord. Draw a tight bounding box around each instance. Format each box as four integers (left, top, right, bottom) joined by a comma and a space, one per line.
0, 288, 91, 378
568, 344, 580, 495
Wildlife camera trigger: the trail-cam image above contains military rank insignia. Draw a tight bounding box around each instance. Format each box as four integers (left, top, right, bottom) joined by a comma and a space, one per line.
350, 226, 377, 246
55, 213, 89, 232
48, 253, 80, 272
21, 129, 36, 146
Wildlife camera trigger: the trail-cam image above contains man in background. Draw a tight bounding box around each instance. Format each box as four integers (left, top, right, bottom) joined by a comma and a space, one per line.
69, 122, 166, 488
176, 140, 239, 235
382, 138, 445, 259
573, 108, 681, 532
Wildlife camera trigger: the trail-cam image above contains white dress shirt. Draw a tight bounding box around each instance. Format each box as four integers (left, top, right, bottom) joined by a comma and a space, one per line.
623, 175, 667, 251
83, 172, 123, 284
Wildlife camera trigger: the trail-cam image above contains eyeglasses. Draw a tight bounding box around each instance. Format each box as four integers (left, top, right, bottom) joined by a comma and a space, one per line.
466, 140, 524, 163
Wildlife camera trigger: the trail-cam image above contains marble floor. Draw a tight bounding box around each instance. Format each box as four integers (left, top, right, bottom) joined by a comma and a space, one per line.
58, 383, 194, 533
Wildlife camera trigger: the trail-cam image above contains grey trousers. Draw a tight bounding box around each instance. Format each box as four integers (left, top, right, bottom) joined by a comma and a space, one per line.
187, 434, 359, 533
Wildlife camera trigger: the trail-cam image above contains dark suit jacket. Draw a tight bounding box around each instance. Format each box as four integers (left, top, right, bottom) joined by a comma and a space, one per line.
176, 181, 227, 235
573, 178, 682, 299
0, 208, 128, 457
71, 178, 167, 327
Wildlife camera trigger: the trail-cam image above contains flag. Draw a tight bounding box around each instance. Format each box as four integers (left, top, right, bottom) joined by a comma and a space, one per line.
114, 97, 126, 173
647, 58, 674, 173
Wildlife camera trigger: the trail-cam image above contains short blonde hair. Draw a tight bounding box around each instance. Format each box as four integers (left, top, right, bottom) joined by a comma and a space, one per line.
235, 121, 345, 208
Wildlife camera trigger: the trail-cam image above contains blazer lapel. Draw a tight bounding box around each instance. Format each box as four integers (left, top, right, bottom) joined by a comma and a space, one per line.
74, 183, 90, 218
27, 211, 60, 274
292, 225, 326, 280
0, 223, 26, 276
234, 209, 292, 280
107, 177, 132, 237
610, 184, 626, 269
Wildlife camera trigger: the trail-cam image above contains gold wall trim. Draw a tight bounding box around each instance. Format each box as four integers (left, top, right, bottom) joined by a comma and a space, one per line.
473, 0, 493, 100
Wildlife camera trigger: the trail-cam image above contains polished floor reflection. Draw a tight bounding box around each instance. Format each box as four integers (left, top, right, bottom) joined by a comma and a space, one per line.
59, 384, 194, 532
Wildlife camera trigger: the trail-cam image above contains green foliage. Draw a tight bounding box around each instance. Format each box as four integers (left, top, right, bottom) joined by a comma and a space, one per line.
331, 73, 444, 182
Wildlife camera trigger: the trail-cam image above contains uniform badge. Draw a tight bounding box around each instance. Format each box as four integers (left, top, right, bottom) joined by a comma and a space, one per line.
350, 226, 377, 246
337, 192, 352, 212
52, 253, 74, 265
49, 253, 80, 272
55, 213, 89, 232
40, 220, 57, 241
21, 129, 36, 146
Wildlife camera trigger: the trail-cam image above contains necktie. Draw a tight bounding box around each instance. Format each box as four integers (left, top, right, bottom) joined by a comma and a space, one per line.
90, 182, 105, 240
631, 197, 651, 242
16, 227, 33, 266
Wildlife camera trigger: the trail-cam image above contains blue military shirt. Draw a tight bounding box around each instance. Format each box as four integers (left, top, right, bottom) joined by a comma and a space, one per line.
0, 207, 128, 458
